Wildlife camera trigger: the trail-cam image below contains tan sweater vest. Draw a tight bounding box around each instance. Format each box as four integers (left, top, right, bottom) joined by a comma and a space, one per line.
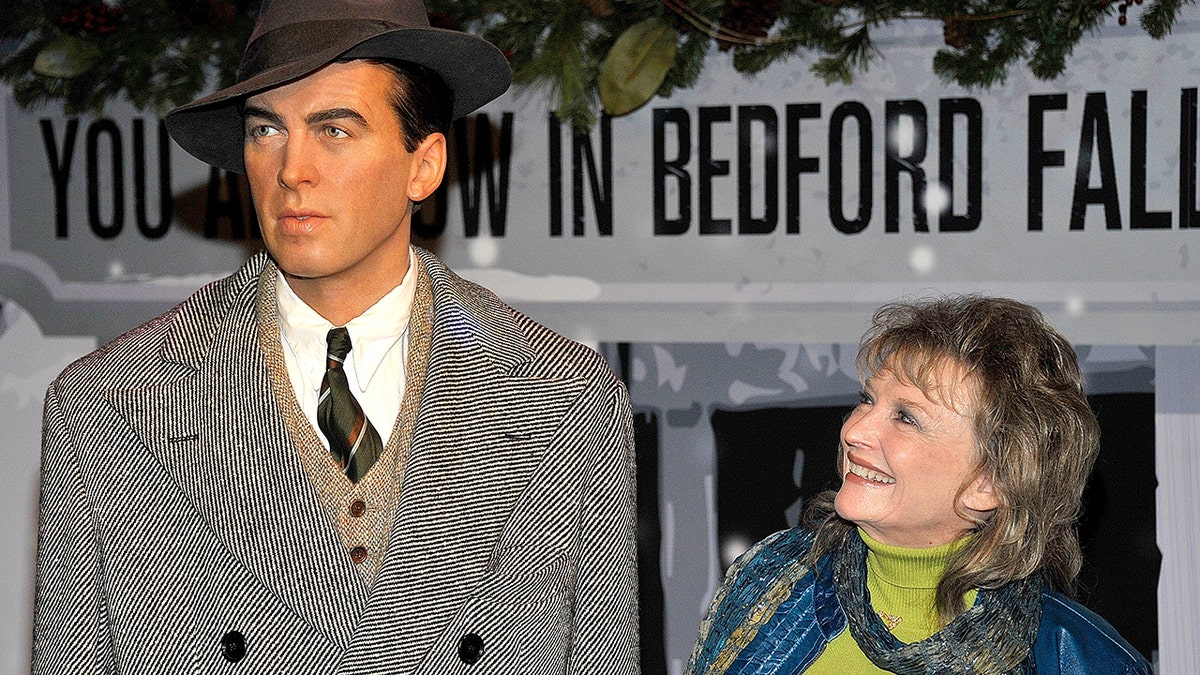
255, 257, 433, 585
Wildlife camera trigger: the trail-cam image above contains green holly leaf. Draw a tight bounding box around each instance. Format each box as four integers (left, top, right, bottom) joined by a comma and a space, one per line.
32, 34, 101, 79
599, 17, 678, 116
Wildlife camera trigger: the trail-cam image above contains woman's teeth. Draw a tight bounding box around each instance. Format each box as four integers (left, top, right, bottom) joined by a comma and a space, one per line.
848, 461, 896, 484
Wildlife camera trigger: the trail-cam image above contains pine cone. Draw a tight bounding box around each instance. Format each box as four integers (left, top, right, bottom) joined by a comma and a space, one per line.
717, 0, 780, 51
666, 0, 695, 35
943, 16, 970, 49
579, 0, 614, 19
176, 0, 239, 30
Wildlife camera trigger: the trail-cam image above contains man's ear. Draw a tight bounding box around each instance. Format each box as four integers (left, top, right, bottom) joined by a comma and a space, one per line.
406, 132, 447, 202
961, 472, 1000, 515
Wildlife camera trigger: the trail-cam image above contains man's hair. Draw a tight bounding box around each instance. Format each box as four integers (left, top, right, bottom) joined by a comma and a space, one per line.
804, 295, 1099, 625
353, 58, 454, 151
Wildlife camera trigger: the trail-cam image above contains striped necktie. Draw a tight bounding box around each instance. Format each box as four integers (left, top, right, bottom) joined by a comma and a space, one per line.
317, 327, 383, 483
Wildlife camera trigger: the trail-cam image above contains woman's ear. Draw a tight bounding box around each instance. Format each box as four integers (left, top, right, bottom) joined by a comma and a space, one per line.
961, 473, 1000, 515
406, 132, 447, 202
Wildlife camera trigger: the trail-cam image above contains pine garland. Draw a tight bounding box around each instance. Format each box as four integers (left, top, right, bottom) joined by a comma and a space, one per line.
0, 0, 1193, 129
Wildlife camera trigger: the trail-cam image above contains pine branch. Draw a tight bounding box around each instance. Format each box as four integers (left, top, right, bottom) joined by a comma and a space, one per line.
1142, 0, 1194, 37
1, 0, 1196, 130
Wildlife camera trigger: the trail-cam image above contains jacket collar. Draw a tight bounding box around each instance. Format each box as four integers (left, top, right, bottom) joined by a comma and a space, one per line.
158, 248, 538, 377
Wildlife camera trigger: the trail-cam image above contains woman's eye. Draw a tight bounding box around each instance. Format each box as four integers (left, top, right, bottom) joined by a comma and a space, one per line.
856, 391, 872, 407
896, 409, 919, 427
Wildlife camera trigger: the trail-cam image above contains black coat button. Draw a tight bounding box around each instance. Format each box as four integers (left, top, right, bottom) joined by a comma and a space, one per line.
220, 630, 246, 663
457, 633, 484, 665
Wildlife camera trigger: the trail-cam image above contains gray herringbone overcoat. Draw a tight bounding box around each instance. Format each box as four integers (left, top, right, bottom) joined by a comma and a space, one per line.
31, 248, 638, 674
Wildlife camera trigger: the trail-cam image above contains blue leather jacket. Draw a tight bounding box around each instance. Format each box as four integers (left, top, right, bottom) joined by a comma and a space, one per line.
687, 528, 1153, 675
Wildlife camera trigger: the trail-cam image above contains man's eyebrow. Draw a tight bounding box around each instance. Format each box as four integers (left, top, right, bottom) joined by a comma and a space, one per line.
306, 108, 370, 128
241, 106, 370, 130
242, 105, 283, 126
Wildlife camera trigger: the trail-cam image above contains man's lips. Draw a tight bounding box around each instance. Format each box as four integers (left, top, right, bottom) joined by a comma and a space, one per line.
276, 211, 328, 233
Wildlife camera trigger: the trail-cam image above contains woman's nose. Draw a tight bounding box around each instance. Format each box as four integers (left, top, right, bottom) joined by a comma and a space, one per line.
841, 405, 874, 447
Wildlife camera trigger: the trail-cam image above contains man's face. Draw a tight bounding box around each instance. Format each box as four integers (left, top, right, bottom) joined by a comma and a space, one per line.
243, 60, 443, 303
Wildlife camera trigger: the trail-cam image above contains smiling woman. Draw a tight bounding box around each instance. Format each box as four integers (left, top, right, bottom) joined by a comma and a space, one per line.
836, 362, 996, 551
686, 295, 1152, 675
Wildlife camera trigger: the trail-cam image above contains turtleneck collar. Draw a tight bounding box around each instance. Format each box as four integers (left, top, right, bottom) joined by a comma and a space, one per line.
859, 528, 971, 592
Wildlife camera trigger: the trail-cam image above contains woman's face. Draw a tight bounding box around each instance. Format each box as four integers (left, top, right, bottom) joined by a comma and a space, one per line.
834, 360, 997, 548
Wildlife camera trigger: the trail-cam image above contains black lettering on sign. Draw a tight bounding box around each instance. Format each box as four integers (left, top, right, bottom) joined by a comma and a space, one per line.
549, 111, 563, 236
829, 101, 872, 235
1180, 88, 1199, 229
132, 119, 173, 239
653, 107, 691, 235
738, 105, 778, 235
454, 112, 513, 238
1032, 90, 1200, 232
1070, 92, 1121, 230
204, 168, 258, 239
86, 119, 124, 239
549, 113, 613, 237
574, 114, 612, 237
698, 106, 732, 235
938, 98, 982, 232
885, 100, 929, 233
1129, 90, 1170, 229
42, 117, 176, 240
784, 103, 820, 234
1027, 94, 1068, 231
41, 119, 79, 239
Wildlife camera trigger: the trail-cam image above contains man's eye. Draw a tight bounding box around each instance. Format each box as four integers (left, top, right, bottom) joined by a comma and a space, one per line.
324, 126, 348, 139
247, 125, 278, 138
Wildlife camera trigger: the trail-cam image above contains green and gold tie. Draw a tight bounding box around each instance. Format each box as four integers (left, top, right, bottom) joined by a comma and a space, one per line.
317, 327, 383, 483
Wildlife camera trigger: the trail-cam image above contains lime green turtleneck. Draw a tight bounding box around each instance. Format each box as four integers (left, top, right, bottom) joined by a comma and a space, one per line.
805, 529, 977, 674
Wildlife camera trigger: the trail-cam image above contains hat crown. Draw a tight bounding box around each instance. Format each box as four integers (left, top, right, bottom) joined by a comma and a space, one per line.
166, 0, 511, 174
249, 0, 430, 44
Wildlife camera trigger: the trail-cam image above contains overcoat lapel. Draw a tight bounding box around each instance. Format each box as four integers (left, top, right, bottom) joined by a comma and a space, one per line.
336, 251, 589, 672
106, 254, 367, 651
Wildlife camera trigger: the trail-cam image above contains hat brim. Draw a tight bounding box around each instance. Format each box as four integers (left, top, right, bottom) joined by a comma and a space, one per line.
165, 26, 511, 174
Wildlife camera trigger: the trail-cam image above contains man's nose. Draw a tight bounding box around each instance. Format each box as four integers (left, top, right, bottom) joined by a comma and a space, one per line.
278, 136, 318, 188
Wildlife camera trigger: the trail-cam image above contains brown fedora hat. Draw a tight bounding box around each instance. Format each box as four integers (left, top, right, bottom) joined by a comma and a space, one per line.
165, 0, 511, 174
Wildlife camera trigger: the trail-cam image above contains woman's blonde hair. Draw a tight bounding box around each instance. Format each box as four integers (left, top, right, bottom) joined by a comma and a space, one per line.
805, 295, 1100, 625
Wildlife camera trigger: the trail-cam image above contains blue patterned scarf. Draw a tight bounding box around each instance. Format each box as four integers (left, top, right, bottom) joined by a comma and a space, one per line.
833, 530, 1042, 675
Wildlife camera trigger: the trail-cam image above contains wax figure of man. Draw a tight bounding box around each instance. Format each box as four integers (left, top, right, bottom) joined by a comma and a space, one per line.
30, 0, 638, 672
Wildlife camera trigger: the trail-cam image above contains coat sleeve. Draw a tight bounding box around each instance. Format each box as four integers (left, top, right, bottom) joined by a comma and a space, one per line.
566, 380, 639, 674
31, 382, 116, 675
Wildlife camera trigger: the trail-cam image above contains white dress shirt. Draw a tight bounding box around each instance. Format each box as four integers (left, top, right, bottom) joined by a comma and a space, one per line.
276, 252, 416, 448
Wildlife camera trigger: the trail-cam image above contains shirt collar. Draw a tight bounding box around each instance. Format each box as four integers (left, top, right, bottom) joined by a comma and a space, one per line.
276, 250, 416, 393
